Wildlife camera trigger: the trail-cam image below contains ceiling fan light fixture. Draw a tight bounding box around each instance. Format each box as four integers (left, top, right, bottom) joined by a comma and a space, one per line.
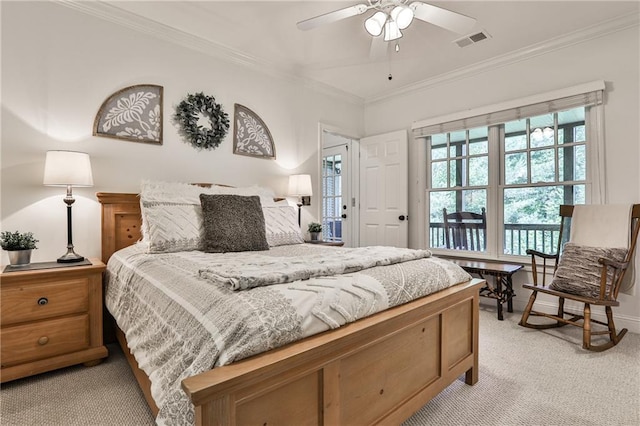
390, 5, 414, 30
365, 11, 387, 37
383, 19, 402, 41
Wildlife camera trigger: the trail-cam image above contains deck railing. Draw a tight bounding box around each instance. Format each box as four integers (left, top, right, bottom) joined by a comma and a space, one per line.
430, 223, 561, 256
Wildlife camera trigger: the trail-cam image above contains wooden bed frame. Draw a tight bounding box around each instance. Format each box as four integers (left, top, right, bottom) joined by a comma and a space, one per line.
97, 192, 484, 426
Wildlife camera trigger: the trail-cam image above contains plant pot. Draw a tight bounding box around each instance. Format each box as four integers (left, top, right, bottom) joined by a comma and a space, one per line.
7, 249, 32, 266
310, 232, 320, 241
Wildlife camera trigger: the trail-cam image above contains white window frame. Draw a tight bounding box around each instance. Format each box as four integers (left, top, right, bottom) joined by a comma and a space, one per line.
413, 81, 606, 261
427, 129, 490, 253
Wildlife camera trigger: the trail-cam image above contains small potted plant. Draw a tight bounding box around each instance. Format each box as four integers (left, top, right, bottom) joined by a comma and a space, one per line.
307, 222, 322, 241
1, 230, 38, 266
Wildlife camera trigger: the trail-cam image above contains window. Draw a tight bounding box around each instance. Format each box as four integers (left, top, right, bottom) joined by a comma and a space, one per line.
430, 128, 488, 252
502, 110, 586, 255
415, 82, 604, 259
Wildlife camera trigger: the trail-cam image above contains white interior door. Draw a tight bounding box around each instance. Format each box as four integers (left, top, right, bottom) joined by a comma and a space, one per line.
359, 130, 408, 247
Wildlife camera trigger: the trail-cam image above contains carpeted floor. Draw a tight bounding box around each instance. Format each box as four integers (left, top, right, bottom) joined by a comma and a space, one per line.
1, 341, 155, 426
1, 307, 639, 425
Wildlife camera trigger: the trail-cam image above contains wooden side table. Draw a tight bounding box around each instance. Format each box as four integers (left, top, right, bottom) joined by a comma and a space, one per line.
446, 259, 523, 320
305, 240, 345, 247
0, 258, 108, 382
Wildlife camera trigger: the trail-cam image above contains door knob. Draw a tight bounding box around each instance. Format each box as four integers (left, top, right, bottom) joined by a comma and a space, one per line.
398, 215, 406, 221
341, 214, 347, 219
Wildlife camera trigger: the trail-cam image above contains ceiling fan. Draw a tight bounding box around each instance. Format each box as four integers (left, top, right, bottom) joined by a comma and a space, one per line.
297, 0, 477, 42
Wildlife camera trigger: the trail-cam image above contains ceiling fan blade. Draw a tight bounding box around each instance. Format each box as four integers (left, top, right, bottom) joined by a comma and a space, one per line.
409, 2, 477, 34
297, 4, 369, 31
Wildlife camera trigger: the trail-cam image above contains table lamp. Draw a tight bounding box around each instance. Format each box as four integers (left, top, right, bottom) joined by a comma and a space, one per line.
288, 174, 312, 226
43, 150, 94, 263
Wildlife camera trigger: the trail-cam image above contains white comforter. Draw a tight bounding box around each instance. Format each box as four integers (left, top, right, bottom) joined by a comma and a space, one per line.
198, 245, 433, 290
105, 243, 471, 425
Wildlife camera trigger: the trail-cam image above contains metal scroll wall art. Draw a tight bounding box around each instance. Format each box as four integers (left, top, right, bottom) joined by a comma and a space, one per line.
93, 84, 163, 144
233, 104, 276, 159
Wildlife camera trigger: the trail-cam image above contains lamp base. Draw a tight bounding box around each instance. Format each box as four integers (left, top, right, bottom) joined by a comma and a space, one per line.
57, 249, 85, 263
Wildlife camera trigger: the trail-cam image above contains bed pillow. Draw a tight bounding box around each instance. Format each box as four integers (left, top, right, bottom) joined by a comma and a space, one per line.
140, 180, 218, 253
214, 185, 279, 206
263, 205, 305, 247
549, 243, 628, 298
200, 194, 269, 253
140, 180, 277, 253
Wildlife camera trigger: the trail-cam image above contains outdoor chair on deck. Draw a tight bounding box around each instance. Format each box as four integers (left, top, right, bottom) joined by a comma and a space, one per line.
443, 207, 486, 251
519, 204, 640, 351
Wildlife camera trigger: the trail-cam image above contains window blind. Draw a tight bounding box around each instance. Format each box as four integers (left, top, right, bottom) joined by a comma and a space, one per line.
412, 82, 604, 138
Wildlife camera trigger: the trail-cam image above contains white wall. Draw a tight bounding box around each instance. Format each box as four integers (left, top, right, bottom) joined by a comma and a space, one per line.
364, 24, 640, 332
3, 2, 638, 333
1, 1, 363, 265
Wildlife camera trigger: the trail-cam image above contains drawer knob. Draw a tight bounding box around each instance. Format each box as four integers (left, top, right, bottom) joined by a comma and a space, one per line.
37, 297, 48, 306
38, 336, 49, 345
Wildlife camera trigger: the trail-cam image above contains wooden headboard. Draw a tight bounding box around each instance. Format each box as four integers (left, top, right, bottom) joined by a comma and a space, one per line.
97, 186, 286, 264
96, 192, 142, 264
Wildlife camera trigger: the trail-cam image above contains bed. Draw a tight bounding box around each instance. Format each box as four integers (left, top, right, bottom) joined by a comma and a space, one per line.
97, 183, 484, 426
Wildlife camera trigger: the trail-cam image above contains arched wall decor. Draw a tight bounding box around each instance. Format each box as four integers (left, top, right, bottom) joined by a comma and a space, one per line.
93, 84, 163, 144
233, 103, 276, 159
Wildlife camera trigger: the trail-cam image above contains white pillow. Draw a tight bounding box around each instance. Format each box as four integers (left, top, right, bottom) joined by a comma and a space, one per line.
215, 185, 278, 206
139, 180, 278, 253
262, 205, 304, 247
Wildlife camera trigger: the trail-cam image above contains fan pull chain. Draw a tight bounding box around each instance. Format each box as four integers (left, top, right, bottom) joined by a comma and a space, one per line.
387, 42, 400, 81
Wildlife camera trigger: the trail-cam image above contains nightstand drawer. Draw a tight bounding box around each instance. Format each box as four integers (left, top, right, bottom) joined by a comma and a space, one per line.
1, 314, 90, 366
1, 279, 89, 326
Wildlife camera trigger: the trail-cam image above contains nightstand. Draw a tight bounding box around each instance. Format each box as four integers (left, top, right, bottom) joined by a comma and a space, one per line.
305, 240, 345, 247
0, 258, 108, 382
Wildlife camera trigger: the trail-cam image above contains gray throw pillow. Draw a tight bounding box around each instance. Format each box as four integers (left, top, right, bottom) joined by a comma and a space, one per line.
549, 243, 627, 298
199, 194, 269, 253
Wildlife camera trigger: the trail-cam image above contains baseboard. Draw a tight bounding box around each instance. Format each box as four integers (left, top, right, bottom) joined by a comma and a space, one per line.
479, 297, 640, 335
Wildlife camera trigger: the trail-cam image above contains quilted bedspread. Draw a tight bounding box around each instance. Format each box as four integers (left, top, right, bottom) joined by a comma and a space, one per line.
105, 243, 471, 425
198, 245, 433, 290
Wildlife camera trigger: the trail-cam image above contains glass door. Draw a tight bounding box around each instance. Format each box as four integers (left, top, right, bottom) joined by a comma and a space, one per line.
322, 147, 345, 243
322, 128, 358, 247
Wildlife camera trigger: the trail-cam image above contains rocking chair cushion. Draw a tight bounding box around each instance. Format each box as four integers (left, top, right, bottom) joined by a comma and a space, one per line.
550, 243, 628, 298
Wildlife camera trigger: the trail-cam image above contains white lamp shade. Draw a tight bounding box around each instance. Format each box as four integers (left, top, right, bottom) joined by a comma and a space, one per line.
384, 19, 403, 41
390, 5, 414, 30
365, 11, 387, 37
43, 150, 94, 187
288, 174, 313, 196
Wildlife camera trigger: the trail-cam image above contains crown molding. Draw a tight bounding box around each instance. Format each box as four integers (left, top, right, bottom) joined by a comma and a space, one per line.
53, 1, 637, 107
366, 12, 640, 105
54, 0, 364, 107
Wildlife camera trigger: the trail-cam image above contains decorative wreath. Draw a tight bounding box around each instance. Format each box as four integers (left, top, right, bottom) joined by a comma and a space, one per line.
174, 92, 229, 150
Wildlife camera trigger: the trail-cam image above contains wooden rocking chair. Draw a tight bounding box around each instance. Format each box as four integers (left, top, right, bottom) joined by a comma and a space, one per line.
519, 204, 640, 351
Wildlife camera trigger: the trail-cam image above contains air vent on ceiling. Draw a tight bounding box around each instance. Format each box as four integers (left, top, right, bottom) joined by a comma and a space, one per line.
453, 30, 491, 48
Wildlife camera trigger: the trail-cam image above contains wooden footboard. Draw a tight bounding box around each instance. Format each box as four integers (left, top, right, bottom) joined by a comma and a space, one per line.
98, 191, 483, 425
182, 278, 482, 426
